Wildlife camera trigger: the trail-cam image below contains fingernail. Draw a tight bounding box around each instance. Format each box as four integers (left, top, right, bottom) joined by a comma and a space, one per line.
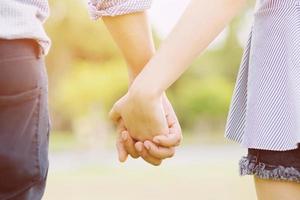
122, 132, 128, 141
153, 138, 160, 144
144, 142, 151, 150
136, 144, 143, 152
119, 153, 127, 163
118, 156, 123, 162
118, 154, 123, 162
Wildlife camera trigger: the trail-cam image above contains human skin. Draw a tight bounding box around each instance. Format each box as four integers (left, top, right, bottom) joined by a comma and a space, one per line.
254, 177, 300, 200
115, 95, 181, 165
109, 0, 300, 198
109, 0, 246, 156
102, 12, 182, 165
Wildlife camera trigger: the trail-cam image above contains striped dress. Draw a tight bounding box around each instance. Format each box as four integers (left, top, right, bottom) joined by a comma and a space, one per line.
224, 0, 300, 150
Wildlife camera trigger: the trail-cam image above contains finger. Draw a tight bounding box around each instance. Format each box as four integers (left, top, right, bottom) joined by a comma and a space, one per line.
166, 113, 176, 128
116, 136, 128, 162
144, 140, 175, 159
135, 142, 162, 166
122, 131, 139, 159
153, 126, 182, 147
116, 119, 126, 133
115, 120, 130, 161
109, 103, 121, 124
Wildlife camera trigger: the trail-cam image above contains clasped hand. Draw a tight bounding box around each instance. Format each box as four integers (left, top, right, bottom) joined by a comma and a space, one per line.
109, 90, 182, 166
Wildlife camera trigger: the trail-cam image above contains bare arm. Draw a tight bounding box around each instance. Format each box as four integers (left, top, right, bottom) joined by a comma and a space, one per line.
130, 0, 247, 97
102, 12, 182, 165
102, 12, 155, 81
108, 0, 246, 150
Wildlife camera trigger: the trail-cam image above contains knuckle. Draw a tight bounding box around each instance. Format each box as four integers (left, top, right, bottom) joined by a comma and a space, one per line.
149, 146, 158, 154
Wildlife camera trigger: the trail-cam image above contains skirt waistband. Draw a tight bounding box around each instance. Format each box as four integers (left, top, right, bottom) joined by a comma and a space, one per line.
0, 39, 40, 60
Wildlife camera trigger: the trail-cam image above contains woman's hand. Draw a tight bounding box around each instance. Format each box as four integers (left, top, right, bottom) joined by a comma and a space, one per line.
112, 93, 182, 166
109, 90, 169, 142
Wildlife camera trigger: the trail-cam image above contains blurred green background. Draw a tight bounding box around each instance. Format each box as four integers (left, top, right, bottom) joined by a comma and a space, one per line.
43, 0, 256, 199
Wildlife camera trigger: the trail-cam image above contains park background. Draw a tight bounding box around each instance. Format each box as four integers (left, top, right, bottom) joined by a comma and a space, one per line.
44, 0, 257, 199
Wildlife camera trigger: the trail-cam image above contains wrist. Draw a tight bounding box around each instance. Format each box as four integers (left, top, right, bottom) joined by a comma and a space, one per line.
128, 77, 163, 102
127, 52, 155, 85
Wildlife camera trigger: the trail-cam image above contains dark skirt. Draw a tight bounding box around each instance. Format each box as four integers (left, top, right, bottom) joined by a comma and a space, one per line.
239, 143, 300, 183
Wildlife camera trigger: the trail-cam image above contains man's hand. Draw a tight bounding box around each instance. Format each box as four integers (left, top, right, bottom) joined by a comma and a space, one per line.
102, 11, 183, 166
113, 94, 182, 166
109, 90, 169, 142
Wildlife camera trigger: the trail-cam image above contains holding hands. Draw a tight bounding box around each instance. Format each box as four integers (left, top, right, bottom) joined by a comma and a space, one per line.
102, 12, 183, 166
102, 0, 245, 166
109, 92, 182, 166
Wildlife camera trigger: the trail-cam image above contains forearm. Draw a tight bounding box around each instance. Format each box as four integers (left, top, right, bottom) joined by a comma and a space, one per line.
130, 0, 246, 97
102, 12, 155, 82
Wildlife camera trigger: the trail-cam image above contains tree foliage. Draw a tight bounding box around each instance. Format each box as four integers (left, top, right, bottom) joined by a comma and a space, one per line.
45, 0, 251, 133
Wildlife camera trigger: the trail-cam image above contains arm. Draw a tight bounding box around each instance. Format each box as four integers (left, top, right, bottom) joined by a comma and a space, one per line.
102, 12, 182, 165
130, 0, 247, 97
109, 0, 246, 148
103, 10, 170, 142
102, 12, 155, 82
